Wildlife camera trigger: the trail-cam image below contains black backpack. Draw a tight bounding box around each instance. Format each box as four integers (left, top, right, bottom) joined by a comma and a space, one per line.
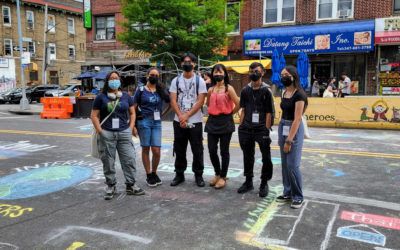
135, 87, 144, 121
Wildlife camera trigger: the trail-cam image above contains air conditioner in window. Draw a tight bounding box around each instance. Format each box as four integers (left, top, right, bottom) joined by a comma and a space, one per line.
95, 34, 105, 40
338, 9, 350, 17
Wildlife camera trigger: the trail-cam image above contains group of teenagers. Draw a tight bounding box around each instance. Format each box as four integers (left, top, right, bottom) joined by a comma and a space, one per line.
90, 52, 308, 209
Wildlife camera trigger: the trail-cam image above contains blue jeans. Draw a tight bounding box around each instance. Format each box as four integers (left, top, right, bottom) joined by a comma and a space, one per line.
98, 128, 137, 186
278, 120, 304, 201
137, 117, 162, 147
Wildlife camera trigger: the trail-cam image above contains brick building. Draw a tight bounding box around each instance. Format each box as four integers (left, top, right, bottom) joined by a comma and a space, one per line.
227, 0, 400, 95
0, 0, 85, 89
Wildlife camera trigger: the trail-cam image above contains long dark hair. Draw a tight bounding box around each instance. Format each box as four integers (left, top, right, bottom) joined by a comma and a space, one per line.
147, 67, 169, 102
210, 64, 229, 92
283, 65, 308, 112
102, 70, 121, 94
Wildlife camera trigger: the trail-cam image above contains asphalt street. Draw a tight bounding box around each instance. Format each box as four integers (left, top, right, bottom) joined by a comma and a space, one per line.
0, 104, 399, 249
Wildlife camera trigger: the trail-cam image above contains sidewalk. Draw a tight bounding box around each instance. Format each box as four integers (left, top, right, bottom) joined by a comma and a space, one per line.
1, 103, 43, 115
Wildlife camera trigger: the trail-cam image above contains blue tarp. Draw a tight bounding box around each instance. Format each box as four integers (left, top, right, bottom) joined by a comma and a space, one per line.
74, 72, 96, 79
243, 20, 375, 55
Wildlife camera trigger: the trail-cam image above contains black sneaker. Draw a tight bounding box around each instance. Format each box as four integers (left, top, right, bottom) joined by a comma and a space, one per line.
146, 174, 157, 187
170, 174, 185, 186
152, 172, 162, 186
259, 183, 269, 198
195, 175, 205, 187
276, 195, 292, 202
237, 181, 254, 194
291, 200, 304, 209
126, 184, 145, 195
104, 185, 116, 200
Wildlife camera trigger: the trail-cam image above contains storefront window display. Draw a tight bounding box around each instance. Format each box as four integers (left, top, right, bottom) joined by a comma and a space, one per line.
379, 46, 400, 95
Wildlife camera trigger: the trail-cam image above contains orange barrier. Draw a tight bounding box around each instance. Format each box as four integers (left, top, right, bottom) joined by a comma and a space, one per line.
40, 97, 73, 119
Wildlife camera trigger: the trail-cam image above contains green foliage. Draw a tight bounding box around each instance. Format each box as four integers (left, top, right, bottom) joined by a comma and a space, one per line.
118, 0, 241, 64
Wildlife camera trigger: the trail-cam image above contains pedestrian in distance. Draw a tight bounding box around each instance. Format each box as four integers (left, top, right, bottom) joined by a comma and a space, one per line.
237, 62, 274, 198
169, 53, 208, 187
323, 76, 338, 98
90, 71, 145, 200
277, 65, 308, 209
339, 73, 351, 98
133, 67, 171, 187
205, 64, 240, 189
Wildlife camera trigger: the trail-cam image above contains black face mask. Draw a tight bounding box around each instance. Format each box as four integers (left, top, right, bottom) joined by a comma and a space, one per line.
182, 63, 194, 72
148, 76, 158, 85
250, 72, 262, 82
213, 75, 224, 82
281, 76, 293, 87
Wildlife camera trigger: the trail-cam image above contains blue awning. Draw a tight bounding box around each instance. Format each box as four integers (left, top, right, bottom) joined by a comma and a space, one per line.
243, 20, 375, 56
94, 71, 110, 80
74, 72, 96, 79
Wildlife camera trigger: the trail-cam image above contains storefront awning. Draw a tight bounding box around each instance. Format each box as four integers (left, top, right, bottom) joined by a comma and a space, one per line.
74, 72, 96, 79
212, 59, 271, 74
94, 71, 110, 80
243, 20, 375, 56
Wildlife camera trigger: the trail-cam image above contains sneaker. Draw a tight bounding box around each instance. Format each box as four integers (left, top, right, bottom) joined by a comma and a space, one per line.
104, 185, 116, 200
152, 172, 162, 186
146, 174, 157, 187
259, 183, 269, 198
126, 184, 145, 195
276, 195, 292, 202
291, 200, 304, 209
237, 181, 254, 194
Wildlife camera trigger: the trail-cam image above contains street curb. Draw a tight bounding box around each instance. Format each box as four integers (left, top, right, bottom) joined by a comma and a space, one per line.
8, 109, 41, 115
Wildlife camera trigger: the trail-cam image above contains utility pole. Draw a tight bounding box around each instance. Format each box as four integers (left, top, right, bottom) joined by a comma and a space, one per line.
41, 4, 48, 85
16, 0, 30, 110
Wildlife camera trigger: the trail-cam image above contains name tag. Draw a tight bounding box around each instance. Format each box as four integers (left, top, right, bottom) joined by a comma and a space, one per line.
112, 118, 119, 129
283, 126, 290, 136
252, 112, 259, 123
154, 111, 161, 121
183, 98, 192, 110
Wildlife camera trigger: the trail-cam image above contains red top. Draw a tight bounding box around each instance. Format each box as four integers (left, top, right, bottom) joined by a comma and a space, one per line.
207, 92, 234, 116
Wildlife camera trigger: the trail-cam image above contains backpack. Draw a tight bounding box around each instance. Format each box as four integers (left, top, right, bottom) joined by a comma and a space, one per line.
135, 87, 144, 121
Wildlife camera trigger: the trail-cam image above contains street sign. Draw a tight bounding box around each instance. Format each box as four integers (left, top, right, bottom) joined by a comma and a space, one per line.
13, 46, 27, 52
22, 37, 32, 42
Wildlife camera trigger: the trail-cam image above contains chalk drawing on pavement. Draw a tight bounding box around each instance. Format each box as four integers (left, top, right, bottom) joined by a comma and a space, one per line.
325, 169, 345, 177
66, 242, 85, 250
0, 204, 33, 218
77, 124, 93, 130
157, 163, 243, 178
0, 166, 93, 200
257, 157, 282, 165
340, 211, 400, 231
336, 224, 386, 246
0, 141, 56, 160
146, 190, 213, 203
0, 243, 18, 250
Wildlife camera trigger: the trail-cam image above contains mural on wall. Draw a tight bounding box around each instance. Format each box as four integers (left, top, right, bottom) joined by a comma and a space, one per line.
0, 58, 16, 94
360, 100, 400, 123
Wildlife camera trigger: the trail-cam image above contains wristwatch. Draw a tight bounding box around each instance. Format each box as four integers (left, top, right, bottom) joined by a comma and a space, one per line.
285, 139, 294, 145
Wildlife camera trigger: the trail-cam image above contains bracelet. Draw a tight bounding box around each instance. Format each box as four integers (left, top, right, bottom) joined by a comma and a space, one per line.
285, 140, 294, 145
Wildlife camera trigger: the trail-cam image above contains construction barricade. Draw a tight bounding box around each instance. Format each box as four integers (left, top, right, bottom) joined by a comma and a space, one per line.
40, 97, 73, 119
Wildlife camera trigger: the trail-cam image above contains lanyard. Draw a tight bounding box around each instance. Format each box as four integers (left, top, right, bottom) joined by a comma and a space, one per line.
251, 88, 261, 113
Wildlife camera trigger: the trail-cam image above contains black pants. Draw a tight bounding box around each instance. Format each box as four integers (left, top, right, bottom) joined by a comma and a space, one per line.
238, 128, 273, 181
341, 93, 349, 98
173, 121, 204, 175
207, 132, 233, 178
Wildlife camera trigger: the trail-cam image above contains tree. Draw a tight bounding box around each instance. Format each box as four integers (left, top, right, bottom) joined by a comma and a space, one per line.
118, 0, 241, 63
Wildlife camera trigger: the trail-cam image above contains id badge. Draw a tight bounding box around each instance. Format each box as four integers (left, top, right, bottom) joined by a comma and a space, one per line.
154, 111, 161, 121
183, 99, 191, 110
283, 126, 290, 136
112, 118, 119, 129
252, 112, 259, 123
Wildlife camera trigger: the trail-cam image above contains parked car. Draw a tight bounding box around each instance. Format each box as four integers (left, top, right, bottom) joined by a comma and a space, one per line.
44, 84, 81, 97
0, 88, 17, 104
29, 84, 59, 103
2, 88, 22, 104
5, 87, 34, 104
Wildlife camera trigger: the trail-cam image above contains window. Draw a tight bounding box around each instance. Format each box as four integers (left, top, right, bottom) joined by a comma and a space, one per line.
95, 16, 115, 40
2, 6, 11, 25
28, 41, 35, 55
48, 43, 56, 60
68, 18, 74, 34
48, 14, 55, 32
26, 11, 34, 29
4, 39, 12, 56
395, 0, 400, 14
226, 2, 240, 34
68, 45, 75, 60
264, 0, 295, 24
317, 0, 353, 19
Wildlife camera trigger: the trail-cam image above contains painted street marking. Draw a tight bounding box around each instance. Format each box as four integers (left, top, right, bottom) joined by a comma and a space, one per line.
325, 168, 345, 177
66, 242, 85, 250
157, 163, 243, 178
0, 129, 400, 159
341, 211, 400, 231
337, 224, 386, 246
305, 191, 400, 212
45, 226, 152, 245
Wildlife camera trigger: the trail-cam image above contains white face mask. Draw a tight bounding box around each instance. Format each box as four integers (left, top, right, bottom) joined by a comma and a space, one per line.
107, 91, 122, 100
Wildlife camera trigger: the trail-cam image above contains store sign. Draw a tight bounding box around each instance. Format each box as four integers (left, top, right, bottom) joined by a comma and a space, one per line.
0, 58, 8, 68
375, 18, 400, 44
382, 87, 400, 95
83, 0, 92, 29
244, 21, 374, 55
124, 50, 152, 59
13, 46, 27, 52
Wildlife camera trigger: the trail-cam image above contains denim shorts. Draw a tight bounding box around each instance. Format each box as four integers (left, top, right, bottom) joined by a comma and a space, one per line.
137, 117, 162, 147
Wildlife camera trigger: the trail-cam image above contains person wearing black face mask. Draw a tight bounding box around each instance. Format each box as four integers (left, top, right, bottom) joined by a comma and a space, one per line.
237, 62, 274, 198
169, 53, 208, 187
133, 67, 171, 187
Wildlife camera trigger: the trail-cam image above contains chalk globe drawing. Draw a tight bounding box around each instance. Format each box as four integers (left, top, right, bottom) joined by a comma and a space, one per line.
0, 166, 93, 200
